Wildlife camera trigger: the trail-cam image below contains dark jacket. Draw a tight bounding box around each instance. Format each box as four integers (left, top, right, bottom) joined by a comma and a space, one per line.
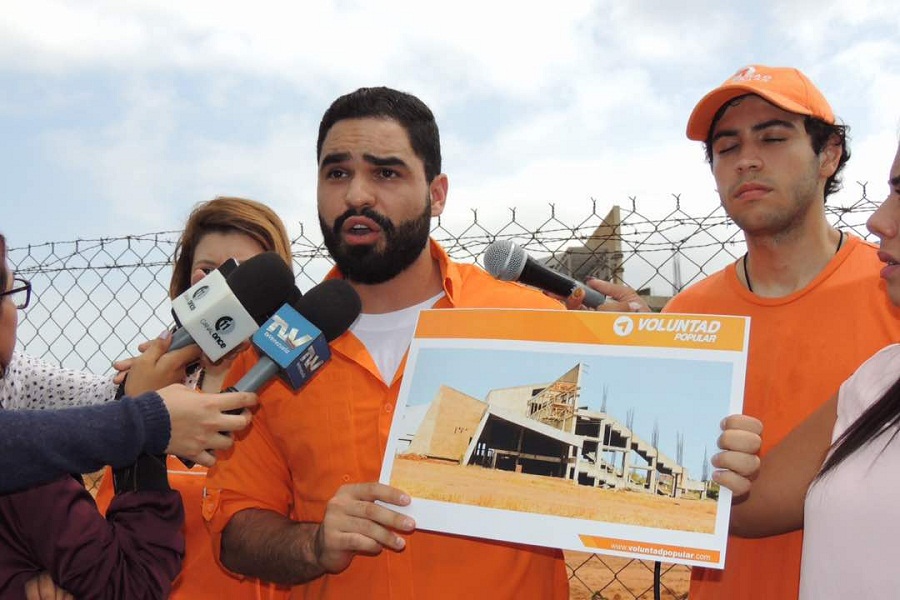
0, 391, 170, 493
0, 474, 184, 599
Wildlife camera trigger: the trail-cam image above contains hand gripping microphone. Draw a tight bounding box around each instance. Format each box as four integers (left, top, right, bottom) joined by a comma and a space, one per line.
168, 252, 298, 362
483, 239, 606, 308
228, 279, 362, 393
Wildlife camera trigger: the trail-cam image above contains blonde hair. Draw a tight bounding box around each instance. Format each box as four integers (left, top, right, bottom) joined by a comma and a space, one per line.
169, 197, 293, 298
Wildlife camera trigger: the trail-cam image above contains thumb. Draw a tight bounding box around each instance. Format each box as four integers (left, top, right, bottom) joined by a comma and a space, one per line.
139, 330, 173, 362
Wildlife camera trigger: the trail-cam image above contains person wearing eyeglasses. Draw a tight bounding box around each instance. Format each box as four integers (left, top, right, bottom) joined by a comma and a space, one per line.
1, 276, 29, 309
2, 198, 292, 600
0, 233, 259, 599
0, 276, 123, 417
0, 261, 258, 493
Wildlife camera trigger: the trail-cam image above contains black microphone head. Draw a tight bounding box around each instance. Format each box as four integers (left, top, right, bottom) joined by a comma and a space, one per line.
483, 240, 527, 281
292, 279, 362, 341
225, 252, 297, 325
216, 257, 239, 278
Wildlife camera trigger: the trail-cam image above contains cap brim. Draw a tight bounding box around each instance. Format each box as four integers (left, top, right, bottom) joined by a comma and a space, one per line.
685, 84, 817, 141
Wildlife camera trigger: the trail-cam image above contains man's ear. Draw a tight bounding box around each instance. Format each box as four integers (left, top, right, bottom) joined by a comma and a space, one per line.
819, 134, 843, 179
429, 174, 449, 217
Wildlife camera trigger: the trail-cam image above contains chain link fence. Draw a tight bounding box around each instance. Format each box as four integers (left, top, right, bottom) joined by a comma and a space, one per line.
8, 191, 881, 599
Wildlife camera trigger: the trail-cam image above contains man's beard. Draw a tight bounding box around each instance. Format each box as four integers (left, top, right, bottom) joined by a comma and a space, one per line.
320, 198, 432, 285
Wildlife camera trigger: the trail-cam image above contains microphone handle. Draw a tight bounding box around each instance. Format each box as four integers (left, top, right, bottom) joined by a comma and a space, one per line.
520, 260, 606, 308
230, 357, 280, 394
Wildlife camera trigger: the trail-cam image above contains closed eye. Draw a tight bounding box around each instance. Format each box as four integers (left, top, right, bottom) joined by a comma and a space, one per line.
714, 143, 738, 156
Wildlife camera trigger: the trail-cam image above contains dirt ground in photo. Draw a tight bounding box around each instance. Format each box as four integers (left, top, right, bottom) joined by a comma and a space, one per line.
391, 457, 716, 533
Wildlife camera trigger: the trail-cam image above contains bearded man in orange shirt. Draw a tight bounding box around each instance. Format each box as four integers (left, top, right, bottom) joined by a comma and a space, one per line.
203, 87, 570, 600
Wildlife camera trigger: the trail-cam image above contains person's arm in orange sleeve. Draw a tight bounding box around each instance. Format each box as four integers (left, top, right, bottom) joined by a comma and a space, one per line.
206, 345, 416, 587
218, 480, 415, 586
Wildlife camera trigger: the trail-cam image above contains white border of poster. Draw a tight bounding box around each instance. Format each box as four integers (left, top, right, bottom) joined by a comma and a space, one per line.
379, 309, 749, 568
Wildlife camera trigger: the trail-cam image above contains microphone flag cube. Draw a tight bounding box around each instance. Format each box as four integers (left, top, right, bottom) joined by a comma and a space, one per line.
170, 269, 259, 361
253, 303, 331, 389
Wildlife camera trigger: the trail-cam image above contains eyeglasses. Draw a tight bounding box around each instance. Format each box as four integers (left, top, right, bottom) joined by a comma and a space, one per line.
1, 277, 32, 309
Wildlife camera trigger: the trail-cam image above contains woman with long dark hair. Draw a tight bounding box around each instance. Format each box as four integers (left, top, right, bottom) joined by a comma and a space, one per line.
727, 141, 900, 599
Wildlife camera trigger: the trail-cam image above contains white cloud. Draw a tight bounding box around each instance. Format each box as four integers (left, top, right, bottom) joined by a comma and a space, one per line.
4, 0, 899, 250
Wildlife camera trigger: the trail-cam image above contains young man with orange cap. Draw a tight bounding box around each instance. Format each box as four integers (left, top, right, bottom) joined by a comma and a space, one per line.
665, 65, 900, 599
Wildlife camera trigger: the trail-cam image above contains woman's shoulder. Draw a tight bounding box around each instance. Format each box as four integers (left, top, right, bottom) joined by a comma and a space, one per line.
836, 344, 900, 427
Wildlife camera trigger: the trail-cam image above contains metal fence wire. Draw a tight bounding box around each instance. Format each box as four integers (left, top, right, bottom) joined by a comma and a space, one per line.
8, 191, 882, 600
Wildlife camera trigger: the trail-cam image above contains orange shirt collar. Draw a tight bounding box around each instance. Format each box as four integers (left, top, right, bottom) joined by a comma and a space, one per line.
323, 238, 461, 307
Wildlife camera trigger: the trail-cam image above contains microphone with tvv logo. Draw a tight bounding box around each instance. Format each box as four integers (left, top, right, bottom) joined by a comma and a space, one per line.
168, 252, 298, 361
483, 239, 606, 308
227, 279, 362, 394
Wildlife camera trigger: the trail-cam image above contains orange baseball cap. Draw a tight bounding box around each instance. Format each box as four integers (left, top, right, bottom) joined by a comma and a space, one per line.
685, 65, 834, 141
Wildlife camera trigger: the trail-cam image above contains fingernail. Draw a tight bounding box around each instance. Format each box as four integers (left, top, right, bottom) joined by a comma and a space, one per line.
395, 536, 407, 549
403, 517, 415, 530
628, 302, 642, 312
158, 329, 171, 340
399, 494, 411, 505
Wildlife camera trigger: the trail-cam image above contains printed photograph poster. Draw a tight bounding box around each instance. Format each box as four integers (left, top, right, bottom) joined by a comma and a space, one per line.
379, 308, 749, 568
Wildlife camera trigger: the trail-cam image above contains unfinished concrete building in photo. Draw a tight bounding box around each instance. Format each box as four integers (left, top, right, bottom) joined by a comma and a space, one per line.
401, 363, 706, 498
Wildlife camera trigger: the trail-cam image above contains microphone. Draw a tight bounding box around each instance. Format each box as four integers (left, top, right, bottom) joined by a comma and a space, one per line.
483, 239, 606, 308
228, 279, 362, 393
168, 252, 298, 362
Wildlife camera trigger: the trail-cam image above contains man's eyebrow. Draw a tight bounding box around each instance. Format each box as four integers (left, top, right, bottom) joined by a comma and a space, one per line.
319, 152, 409, 170
320, 152, 351, 169
711, 119, 796, 144
750, 119, 796, 133
710, 128, 738, 144
363, 153, 408, 168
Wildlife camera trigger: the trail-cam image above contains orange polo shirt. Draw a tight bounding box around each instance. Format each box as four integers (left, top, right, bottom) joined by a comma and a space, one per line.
666, 235, 900, 600
204, 240, 569, 600
95, 447, 287, 599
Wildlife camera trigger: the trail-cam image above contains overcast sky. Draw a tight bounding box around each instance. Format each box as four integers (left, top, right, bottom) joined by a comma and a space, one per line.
4, 0, 900, 249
